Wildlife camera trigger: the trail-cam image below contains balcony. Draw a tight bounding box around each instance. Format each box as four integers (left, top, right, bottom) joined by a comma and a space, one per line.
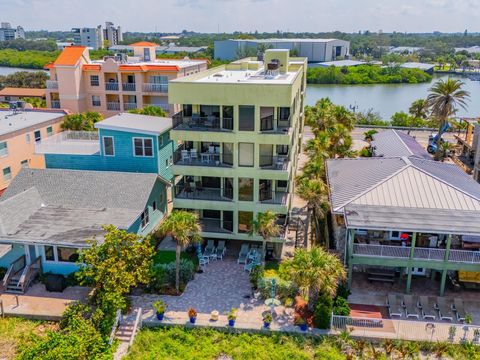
352, 244, 480, 264
46, 80, 58, 89
122, 83, 136, 92
260, 155, 289, 170
200, 218, 233, 233
259, 190, 289, 205
123, 103, 137, 111
35, 131, 100, 155
172, 112, 233, 132
105, 82, 119, 91
175, 185, 233, 202
143, 83, 168, 93
260, 115, 291, 134
173, 145, 233, 168
51, 100, 61, 109
107, 102, 121, 111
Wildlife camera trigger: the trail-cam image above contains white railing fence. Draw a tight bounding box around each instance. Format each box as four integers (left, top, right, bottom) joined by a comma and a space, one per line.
109, 309, 122, 345
331, 315, 480, 344
129, 307, 143, 348
35, 131, 99, 155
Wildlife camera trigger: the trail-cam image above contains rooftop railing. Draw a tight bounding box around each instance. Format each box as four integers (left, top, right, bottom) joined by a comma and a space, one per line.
35, 131, 100, 155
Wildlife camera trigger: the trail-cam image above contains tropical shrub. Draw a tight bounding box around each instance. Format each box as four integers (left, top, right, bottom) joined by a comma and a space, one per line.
151, 258, 194, 291
333, 296, 351, 316
313, 293, 333, 329
249, 265, 264, 288
257, 276, 297, 301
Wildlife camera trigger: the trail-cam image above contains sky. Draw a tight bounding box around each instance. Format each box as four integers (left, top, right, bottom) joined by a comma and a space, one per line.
1, 0, 480, 33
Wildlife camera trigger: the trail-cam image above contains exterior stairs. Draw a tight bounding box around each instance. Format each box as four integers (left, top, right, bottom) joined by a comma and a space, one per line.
112, 308, 142, 360
4, 274, 24, 294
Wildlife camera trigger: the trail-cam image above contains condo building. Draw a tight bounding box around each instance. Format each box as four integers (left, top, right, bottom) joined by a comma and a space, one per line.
72, 26, 104, 50
0, 22, 25, 41
45, 42, 208, 115
103, 22, 122, 47
168, 49, 307, 257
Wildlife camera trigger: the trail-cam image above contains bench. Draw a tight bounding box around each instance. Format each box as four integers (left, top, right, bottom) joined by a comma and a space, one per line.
368, 276, 395, 284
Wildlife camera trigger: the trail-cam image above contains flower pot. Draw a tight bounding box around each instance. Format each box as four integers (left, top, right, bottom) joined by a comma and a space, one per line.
228, 319, 235, 327
299, 323, 307, 331
156, 312, 164, 321
263, 322, 271, 329
189, 316, 197, 324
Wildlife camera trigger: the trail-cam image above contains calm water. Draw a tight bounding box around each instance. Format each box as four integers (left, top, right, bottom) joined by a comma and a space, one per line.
306, 74, 480, 120
0, 66, 46, 76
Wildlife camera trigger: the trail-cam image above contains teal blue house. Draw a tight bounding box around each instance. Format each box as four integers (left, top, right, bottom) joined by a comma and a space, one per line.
38, 113, 176, 182
0, 168, 169, 293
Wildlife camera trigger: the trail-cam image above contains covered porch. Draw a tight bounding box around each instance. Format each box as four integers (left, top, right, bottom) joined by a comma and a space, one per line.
344, 204, 480, 296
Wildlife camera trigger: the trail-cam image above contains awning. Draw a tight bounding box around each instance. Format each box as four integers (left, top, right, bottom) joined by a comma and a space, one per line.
344, 204, 480, 236
0, 244, 12, 258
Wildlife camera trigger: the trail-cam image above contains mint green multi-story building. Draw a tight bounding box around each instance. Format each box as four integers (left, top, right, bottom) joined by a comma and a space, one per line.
169, 50, 307, 257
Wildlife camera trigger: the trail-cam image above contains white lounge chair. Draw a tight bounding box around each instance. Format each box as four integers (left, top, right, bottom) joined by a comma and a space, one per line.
237, 244, 249, 264
419, 296, 436, 320
181, 150, 190, 162
404, 295, 420, 319
453, 298, 467, 322
190, 148, 198, 162
204, 240, 215, 257
387, 294, 403, 318
215, 240, 226, 260
436, 297, 454, 321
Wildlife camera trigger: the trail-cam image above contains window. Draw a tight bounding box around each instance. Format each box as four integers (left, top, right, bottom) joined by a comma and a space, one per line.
238, 211, 253, 233
103, 136, 114, 156
238, 143, 254, 167
2, 167, 11, 181
259, 144, 273, 167
239, 105, 255, 131
90, 75, 99, 86
182, 104, 192, 117
20, 159, 28, 168
25, 133, 31, 143
34, 130, 41, 142
92, 95, 101, 107
57, 247, 79, 263
133, 138, 153, 157
0, 141, 7, 157
45, 246, 55, 261
152, 201, 157, 212
238, 178, 254, 201
222, 106, 234, 130
141, 209, 149, 229
158, 135, 164, 148
46, 126, 53, 137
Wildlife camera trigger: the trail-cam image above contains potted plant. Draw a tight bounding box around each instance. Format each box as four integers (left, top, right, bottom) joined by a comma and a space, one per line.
153, 300, 167, 321
295, 317, 307, 332
227, 308, 237, 327
188, 307, 197, 324
263, 312, 273, 329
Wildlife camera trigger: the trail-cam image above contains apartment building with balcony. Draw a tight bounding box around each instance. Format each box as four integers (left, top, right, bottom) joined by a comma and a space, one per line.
0, 108, 67, 193
44, 42, 208, 115
168, 49, 307, 257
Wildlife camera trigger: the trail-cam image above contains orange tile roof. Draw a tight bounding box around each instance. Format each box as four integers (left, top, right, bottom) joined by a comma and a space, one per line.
54, 46, 87, 66
129, 41, 158, 47
83, 64, 101, 71
0, 87, 46, 97
44, 63, 55, 69
119, 65, 144, 71
118, 64, 180, 72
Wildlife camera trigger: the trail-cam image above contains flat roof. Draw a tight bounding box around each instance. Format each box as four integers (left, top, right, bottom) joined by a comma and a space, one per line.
95, 112, 172, 135
0, 87, 46, 97
92, 58, 206, 69
0, 109, 66, 137
226, 38, 345, 43
193, 67, 297, 85
400, 62, 435, 70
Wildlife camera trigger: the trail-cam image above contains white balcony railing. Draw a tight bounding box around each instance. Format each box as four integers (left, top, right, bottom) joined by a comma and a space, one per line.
107, 102, 121, 111
353, 243, 480, 264
35, 131, 100, 155
51, 100, 61, 109
123, 102, 137, 111
105, 82, 119, 91
122, 83, 136, 92
143, 83, 168, 93
46, 80, 58, 89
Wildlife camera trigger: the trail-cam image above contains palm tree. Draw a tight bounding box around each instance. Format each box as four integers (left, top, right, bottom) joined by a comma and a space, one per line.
427, 78, 470, 160
158, 210, 201, 292
283, 246, 346, 309
249, 211, 280, 261
408, 99, 429, 120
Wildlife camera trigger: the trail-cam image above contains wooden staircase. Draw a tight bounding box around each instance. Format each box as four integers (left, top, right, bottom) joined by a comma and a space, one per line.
111, 307, 142, 360
2, 255, 42, 294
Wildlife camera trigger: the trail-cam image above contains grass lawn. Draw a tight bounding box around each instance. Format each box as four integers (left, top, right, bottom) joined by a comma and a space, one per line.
127, 327, 480, 360
0, 317, 57, 360
153, 250, 199, 267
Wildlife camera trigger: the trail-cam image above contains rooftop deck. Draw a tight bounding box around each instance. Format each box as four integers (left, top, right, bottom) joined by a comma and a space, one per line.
35, 131, 99, 155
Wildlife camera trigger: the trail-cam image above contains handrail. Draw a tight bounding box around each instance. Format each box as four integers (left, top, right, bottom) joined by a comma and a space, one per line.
129, 307, 143, 348
109, 309, 122, 345
2, 255, 26, 288
18, 256, 42, 291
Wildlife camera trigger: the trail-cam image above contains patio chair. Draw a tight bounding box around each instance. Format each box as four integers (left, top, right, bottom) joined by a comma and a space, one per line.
403, 295, 420, 319
181, 150, 190, 162
204, 240, 215, 257
191, 114, 200, 126
190, 149, 198, 162
419, 296, 436, 320
237, 244, 250, 264
453, 298, 467, 322
197, 253, 208, 269
215, 240, 226, 260
386, 294, 403, 318
435, 297, 454, 321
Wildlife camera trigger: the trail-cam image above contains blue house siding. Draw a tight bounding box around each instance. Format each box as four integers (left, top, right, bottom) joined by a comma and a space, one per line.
42, 262, 80, 276
0, 244, 25, 268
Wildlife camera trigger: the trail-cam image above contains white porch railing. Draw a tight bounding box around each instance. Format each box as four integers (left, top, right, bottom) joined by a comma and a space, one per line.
353, 244, 480, 264
107, 102, 121, 111
46, 80, 58, 89
331, 315, 480, 344
35, 131, 100, 155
